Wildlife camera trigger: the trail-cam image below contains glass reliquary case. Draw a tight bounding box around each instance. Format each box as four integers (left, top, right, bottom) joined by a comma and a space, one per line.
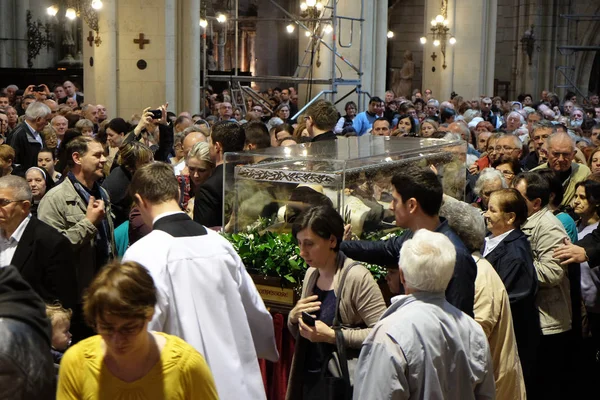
223, 136, 467, 236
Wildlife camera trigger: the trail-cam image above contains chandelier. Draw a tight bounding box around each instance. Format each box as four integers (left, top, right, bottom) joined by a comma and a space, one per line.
419, 1, 456, 70
47, 0, 103, 45
299, 0, 331, 37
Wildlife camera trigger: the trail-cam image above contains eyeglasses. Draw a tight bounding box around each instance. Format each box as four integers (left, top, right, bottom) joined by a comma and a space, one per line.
497, 170, 515, 177
550, 151, 573, 159
0, 198, 24, 207
494, 146, 519, 152
97, 320, 145, 337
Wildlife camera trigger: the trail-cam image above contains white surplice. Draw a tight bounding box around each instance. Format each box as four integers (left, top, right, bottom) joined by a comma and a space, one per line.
124, 222, 278, 400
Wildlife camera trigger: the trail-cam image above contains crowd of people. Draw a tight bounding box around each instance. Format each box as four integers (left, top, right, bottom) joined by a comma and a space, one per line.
1, 78, 600, 400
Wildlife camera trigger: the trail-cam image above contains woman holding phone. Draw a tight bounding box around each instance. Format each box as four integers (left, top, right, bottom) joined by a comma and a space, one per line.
286, 205, 386, 400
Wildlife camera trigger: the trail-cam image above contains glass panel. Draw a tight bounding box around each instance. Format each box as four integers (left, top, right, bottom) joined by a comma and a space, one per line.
224, 136, 466, 235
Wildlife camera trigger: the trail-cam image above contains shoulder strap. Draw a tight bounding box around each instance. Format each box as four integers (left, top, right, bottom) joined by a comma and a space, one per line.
333, 261, 361, 327
332, 261, 360, 392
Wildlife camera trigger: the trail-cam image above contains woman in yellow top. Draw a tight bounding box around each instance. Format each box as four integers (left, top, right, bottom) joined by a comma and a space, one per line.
57, 261, 218, 400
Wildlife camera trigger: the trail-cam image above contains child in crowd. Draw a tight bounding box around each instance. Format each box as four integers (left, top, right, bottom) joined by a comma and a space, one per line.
46, 303, 73, 365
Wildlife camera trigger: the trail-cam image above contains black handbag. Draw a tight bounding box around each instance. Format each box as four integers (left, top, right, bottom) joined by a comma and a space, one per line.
306, 262, 359, 400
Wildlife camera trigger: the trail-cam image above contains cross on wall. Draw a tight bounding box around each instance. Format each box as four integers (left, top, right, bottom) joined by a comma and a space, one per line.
134, 33, 150, 49
87, 31, 95, 47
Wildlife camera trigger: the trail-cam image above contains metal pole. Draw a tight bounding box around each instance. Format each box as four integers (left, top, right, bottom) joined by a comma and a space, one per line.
235, 0, 238, 77
267, 0, 360, 73
330, 0, 337, 104
291, 90, 334, 120
358, 0, 364, 110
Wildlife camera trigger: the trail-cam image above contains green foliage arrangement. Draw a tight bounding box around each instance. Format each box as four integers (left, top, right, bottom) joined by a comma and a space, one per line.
223, 229, 307, 287
222, 220, 404, 291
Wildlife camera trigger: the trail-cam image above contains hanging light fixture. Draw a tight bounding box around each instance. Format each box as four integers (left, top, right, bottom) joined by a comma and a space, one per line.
46, 5, 59, 16
46, 1, 103, 46
65, 8, 77, 20
387, 31, 394, 39
419, 7, 456, 69
286, 24, 295, 33
216, 13, 227, 23
199, 18, 208, 28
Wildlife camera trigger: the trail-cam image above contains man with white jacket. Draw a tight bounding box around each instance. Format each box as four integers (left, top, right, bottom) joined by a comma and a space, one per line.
123, 162, 278, 400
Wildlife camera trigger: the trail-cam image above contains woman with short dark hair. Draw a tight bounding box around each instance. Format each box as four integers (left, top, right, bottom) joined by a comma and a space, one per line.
286, 205, 386, 399
57, 260, 218, 399
483, 188, 540, 393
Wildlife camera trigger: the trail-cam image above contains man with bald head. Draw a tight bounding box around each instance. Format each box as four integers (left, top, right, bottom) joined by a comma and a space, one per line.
43, 99, 58, 119
173, 130, 207, 175
532, 131, 590, 205
96, 104, 107, 123
59, 81, 84, 106
81, 104, 99, 134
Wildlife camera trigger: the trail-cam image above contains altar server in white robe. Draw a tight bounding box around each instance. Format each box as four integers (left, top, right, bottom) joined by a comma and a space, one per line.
123, 162, 279, 400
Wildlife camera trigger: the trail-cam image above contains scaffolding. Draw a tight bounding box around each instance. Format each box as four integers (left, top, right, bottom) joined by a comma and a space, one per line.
200, 0, 367, 118
554, 14, 600, 99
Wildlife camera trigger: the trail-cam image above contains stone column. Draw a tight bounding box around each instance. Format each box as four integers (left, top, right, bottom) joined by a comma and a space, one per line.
15, 0, 29, 68
240, 29, 247, 72
177, 0, 200, 113
85, 0, 117, 115
296, 0, 384, 112
217, 29, 225, 71
422, 0, 497, 100
248, 31, 256, 76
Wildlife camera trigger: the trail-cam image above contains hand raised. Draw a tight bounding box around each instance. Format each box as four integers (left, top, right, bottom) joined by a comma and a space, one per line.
290, 295, 321, 324
85, 196, 106, 225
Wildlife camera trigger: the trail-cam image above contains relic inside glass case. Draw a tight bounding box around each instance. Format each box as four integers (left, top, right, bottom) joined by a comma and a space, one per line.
223, 136, 467, 236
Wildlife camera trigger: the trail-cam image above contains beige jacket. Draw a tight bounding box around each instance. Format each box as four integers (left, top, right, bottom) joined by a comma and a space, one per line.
473, 253, 526, 400
38, 178, 116, 297
521, 207, 571, 334
285, 252, 386, 400
532, 161, 590, 206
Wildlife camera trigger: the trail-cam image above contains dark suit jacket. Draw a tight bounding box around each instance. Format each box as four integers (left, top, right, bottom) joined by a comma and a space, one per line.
102, 165, 133, 227
484, 229, 540, 373
193, 164, 224, 228
7, 122, 44, 176
11, 217, 77, 309
58, 94, 84, 106
339, 218, 477, 317
579, 228, 600, 268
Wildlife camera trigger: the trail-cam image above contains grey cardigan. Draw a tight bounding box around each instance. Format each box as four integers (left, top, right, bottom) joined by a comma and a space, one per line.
285, 251, 387, 400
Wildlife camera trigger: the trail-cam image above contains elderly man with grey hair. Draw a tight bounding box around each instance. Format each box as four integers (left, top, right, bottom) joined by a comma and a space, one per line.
0, 175, 76, 308
505, 111, 525, 133
426, 98, 439, 118
440, 196, 527, 399
474, 168, 507, 210
353, 229, 496, 400
51, 115, 68, 144
7, 101, 51, 176
494, 133, 523, 164
532, 131, 590, 206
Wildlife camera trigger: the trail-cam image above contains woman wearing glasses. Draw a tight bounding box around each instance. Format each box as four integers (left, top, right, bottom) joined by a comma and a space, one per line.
493, 158, 522, 187
57, 261, 218, 399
